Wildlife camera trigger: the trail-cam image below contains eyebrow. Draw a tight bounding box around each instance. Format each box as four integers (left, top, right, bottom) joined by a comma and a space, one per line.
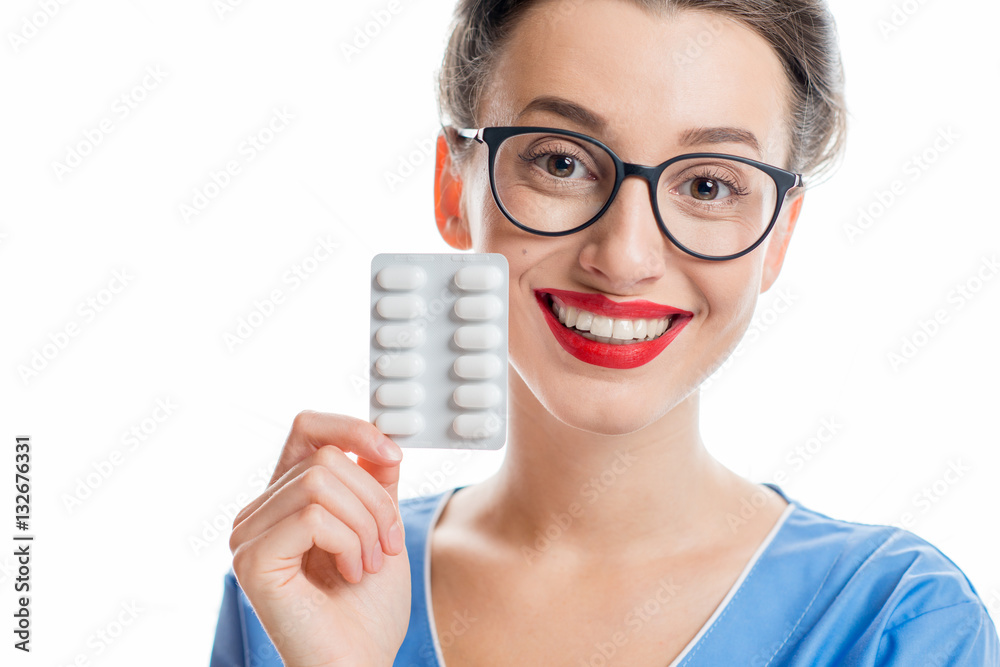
678, 127, 763, 158
514, 95, 608, 132
515, 95, 763, 157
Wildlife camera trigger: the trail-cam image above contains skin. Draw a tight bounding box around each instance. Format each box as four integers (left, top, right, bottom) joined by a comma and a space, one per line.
430, 1, 806, 664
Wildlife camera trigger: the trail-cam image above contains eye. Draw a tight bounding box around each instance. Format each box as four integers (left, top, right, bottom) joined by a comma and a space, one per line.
536, 153, 589, 179
684, 176, 732, 200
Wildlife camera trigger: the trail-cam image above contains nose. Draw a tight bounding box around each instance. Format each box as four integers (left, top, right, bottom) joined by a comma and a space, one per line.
577, 174, 668, 292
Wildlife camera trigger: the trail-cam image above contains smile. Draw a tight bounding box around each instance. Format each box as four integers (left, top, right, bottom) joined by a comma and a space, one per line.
534, 289, 693, 369
551, 295, 673, 344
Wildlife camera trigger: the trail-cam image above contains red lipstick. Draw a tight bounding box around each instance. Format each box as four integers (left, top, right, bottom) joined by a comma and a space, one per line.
534, 289, 693, 369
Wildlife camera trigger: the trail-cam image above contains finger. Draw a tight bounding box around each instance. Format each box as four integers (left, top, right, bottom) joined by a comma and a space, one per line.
234, 445, 404, 557
270, 411, 403, 487
230, 464, 384, 573
356, 435, 402, 507
233, 503, 365, 590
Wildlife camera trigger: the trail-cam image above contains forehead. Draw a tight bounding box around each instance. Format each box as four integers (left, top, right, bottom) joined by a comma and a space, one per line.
482, 0, 791, 163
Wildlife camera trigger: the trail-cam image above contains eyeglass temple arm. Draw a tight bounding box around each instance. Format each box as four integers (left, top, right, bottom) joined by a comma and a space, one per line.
456, 127, 484, 142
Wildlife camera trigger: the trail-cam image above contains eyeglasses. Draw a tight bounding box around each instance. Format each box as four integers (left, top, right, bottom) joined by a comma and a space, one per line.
452, 126, 802, 261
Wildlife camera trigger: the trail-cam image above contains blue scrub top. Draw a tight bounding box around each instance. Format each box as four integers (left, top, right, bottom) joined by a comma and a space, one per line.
211, 483, 999, 666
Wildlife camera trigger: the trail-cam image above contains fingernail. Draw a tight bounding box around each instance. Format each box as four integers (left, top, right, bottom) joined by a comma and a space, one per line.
388, 520, 404, 553
378, 437, 402, 461
372, 541, 384, 571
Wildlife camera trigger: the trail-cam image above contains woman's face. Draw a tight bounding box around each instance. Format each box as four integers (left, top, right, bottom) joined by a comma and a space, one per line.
438, 0, 804, 435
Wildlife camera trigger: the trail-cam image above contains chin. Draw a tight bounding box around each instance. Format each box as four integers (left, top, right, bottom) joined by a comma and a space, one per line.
521, 365, 688, 436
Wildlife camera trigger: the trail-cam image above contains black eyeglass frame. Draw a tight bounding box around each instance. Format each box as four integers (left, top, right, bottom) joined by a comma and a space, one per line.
454, 125, 803, 261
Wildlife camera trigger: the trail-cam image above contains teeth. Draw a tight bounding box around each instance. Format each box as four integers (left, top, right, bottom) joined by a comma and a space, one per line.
550, 295, 674, 343
612, 319, 634, 341
590, 315, 613, 338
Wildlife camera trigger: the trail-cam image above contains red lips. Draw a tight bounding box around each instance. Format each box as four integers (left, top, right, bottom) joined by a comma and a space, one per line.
534, 289, 693, 370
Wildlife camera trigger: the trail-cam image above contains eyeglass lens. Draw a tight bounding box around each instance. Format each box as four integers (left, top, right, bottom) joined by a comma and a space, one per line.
493, 132, 779, 258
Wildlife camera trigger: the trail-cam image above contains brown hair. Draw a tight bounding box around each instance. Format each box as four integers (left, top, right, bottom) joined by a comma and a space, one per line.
437, 0, 846, 183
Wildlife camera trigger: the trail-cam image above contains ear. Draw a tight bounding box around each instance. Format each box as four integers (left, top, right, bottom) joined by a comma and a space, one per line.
760, 189, 804, 293
434, 131, 472, 250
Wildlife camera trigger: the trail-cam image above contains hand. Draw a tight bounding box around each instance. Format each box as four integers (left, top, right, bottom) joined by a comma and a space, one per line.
229, 411, 410, 667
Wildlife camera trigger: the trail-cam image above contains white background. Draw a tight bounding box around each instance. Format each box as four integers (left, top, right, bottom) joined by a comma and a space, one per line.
1, 0, 998, 663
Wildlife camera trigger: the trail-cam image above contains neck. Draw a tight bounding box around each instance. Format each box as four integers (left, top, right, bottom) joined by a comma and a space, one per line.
469, 369, 744, 567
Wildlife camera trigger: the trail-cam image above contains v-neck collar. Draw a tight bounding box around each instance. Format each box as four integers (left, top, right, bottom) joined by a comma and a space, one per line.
422, 483, 796, 667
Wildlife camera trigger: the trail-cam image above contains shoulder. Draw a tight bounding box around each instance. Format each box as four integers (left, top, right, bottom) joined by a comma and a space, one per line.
779, 500, 983, 612
774, 503, 985, 629
745, 495, 1000, 664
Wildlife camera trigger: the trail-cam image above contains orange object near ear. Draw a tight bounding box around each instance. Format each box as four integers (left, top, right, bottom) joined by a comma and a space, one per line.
434, 132, 472, 250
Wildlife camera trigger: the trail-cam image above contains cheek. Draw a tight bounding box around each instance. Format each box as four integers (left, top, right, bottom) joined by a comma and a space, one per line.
695, 256, 766, 344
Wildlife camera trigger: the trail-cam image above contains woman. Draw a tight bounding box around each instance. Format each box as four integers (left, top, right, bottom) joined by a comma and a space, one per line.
212, 1, 999, 665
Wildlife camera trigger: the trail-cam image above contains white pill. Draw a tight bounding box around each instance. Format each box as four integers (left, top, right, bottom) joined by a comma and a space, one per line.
376, 264, 427, 291
453, 354, 502, 380
452, 412, 502, 439
376, 324, 426, 349
454, 295, 503, 321
453, 325, 502, 350
376, 411, 425, 436
376, 353, 425, 378
376, 295, 426, 320
376, 382, 425, 407
454, 265, 503, 291
453, 384, 502, 409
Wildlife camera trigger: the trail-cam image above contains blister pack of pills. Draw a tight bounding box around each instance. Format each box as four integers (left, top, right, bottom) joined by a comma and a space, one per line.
369, 253, 508, 450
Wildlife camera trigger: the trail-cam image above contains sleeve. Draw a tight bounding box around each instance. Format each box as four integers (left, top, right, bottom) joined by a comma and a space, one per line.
210, 569, 287, 667
876, 601, 1000, 666
210, 569, 247, 667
